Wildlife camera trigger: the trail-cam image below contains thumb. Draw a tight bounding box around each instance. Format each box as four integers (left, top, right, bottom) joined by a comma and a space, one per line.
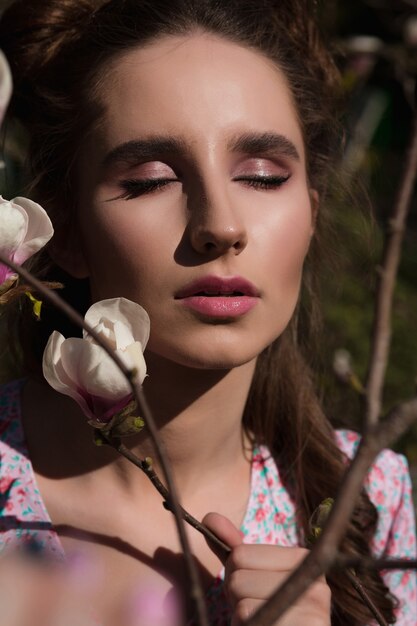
202, 512, 243, 565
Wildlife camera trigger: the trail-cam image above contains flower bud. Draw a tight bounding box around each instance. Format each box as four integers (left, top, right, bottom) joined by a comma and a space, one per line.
43, 298, 150, 430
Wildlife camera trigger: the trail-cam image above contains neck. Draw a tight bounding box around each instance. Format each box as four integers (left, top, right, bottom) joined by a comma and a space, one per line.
129, 353, 256, 490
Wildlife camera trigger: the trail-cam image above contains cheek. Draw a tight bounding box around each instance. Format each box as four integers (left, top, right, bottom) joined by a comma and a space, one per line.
257, 195, 313, 287
79, 206, 175, 299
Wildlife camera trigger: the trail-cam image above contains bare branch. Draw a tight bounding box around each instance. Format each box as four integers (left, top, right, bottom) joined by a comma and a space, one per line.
345, 569, 388, 626
109, 439, 231, 558
365, 111, 417, 427
244, 105, 417, 623
336, 556, 417, 572
0, 255, 210, 626
245, 398, 417, 626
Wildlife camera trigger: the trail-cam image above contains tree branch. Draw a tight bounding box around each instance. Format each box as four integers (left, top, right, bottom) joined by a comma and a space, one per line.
108, 438, 230, 558
0, 255, 210, 626
365, 111, 417, 427
335, 556, 417, 572
245, 398, 417, 626
245, 106, 417, 626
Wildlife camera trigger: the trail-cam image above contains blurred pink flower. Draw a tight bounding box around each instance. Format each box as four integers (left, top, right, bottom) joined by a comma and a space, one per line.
129, 585, 181, 626
42, 298, 150, 427
0, 196, 54, 285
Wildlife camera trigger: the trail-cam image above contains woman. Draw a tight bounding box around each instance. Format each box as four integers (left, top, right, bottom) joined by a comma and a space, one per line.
0, 1, 415, 625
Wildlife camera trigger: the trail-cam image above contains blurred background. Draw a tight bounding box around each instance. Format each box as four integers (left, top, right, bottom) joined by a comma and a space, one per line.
0, 0, 416, 463
316, 0, 417, 466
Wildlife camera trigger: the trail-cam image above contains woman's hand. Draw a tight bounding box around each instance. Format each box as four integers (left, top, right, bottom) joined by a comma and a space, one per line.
203, 513, 331, 626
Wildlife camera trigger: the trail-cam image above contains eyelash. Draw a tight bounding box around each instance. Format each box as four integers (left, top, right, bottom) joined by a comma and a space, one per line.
234, 174, 290, 189
116, 178, 177, 200
116, 174, 290, 200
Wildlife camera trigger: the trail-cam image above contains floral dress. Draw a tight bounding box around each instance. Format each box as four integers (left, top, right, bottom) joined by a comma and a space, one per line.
1, 379, 416, 624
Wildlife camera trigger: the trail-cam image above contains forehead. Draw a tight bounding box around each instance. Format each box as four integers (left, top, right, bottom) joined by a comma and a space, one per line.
91, 33, 305, 161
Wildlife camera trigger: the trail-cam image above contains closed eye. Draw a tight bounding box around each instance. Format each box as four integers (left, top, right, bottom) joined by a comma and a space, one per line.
110, 173, 290, 201
233, 174, 291, 189
113, 178, 180, 200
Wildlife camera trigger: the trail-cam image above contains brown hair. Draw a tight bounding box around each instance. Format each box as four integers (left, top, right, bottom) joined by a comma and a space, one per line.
0, 1, 395, 623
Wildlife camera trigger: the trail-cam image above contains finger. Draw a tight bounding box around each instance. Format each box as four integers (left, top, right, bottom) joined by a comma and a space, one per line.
227, 568, 287, 603
227, 569, 329, 606
202, 512, 243, 564
231, 592, 331, 626
231, 598, 262, 626
226, 544, 309, 574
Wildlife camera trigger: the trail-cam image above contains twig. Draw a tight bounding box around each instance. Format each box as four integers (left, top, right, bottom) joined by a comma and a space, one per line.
245, 106, 417, 625
308, 499, 388, 625
365, 111, 417, 427
108, 438, 231, 558
335, 556, 417, 572
131, 386, 210, 626
345, 569, 388, 626
245, 399, 417, 626
0, 254, 210, 626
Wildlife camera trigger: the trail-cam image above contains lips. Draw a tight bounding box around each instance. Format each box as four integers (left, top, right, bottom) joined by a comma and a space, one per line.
175, 276, 259, 318
175, 275, 259, 299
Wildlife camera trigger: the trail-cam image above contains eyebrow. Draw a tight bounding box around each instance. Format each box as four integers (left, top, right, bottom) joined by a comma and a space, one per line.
102, 131, 300, 169
102, 136, 188, 169
227, 132, 300, 161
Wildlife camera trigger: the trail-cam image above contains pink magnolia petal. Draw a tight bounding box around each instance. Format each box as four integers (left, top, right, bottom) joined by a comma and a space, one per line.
12, 197, 54, 264
0, 263, 15, 284
42, 332, 91, 417
90, 393, 133, 423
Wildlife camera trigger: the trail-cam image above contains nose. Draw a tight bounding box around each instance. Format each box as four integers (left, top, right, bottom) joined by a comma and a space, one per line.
187, 181, 248, 256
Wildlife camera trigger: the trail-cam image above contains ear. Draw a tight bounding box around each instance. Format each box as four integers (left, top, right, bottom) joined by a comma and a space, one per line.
309, 188, 319, 235
48, 225, 90, 279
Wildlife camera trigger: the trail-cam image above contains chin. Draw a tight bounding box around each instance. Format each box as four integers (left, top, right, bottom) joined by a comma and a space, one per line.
147, 334, 271, 371
176, 351, 257, 370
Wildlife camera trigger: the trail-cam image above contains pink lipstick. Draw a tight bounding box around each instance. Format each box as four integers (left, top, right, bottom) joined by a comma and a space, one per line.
175, 276, 259, 318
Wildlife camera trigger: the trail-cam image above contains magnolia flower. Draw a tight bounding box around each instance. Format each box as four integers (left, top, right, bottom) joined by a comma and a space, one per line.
42, 298, 150, 433
0, 196, 54, 286
0, 50, 12, 126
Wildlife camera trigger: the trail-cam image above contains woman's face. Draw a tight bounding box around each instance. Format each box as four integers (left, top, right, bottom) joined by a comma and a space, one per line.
74, 33, 316, 369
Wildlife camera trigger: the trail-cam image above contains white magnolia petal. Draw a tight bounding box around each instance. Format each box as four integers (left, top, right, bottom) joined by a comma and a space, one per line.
85, 298, 150, 348
12, 197, 54, 264
94, 320, 117, 347
42, 332, 91, 416
0, 50, 12, 126
113, 320, 135, 351
0, 197, 27, 257
61, 339, 131, 401
119, 342, 147, 384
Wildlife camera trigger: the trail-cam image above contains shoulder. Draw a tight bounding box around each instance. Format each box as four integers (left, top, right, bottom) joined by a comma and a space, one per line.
335, 428, 411, 481
335, 427, 411, 498
335, 428, 416, 557
0, 379, 30, 504
0, 379, 63, 558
